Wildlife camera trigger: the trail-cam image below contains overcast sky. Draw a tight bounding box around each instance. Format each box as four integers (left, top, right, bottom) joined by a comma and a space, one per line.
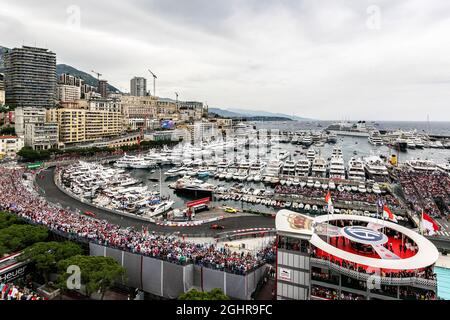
1, 0, 450, 120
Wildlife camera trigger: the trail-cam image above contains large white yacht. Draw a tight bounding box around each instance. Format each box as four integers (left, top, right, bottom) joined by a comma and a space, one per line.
406, 159, 438, 172
347, 158, 366, 181
306, 149, 316, 162
364, 156, 389, 182
328, 156, 346, 180
114, 154, 156, 169
263, 159, 283, 183
282, 160, 296, 177
368, 130, 383, 146
295, 157, 311, 177
311, 157, 327, 178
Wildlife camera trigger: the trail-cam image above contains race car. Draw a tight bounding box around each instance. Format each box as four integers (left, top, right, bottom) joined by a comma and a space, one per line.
210, 224, 225, 230
83, 211, 96, 217
224, 207, 237, 214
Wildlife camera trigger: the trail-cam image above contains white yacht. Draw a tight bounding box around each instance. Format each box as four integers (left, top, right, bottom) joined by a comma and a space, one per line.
311, 157, 327, 178
295, 157, 310, 177
114, 154, 156, 169
347, 158, 366, 181
368, 130, 383, 146
282, 160, 296, 177
164, 167, 187, 178
263, 159, 282, 183
328, 156, 346, 180
331, 147, 343, 158
406, 159, 437, 172
406, 139, 416, 149
147, 200, 175, 217
364, 156, 389, 182
302, 135, 313, 146
306, 149, 316, 162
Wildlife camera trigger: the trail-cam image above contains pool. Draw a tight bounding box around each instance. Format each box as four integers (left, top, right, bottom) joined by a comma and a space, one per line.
435, 267, 450, 300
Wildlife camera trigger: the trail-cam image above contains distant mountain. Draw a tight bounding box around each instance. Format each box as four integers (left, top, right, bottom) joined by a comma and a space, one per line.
208, 108, 245, 118
56, 64, 120, 93
209, 107, 311, 121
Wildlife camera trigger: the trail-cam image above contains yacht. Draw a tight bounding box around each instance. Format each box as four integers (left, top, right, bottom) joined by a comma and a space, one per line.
406, 159, 437, 172
263, 159, 282, 183
406, 139, 416, 149
347, 158, 366, 181
311, 157, 327, 178
364, 156, 389, 182
414, 137, 425, 149
368, 130, 383, 146
326, 121, 372, 137
328, 156, 346, 180
147, 200, 175, 217
302, 135, 313, 147
327, 132, 338, 144
114, 154, 156, 169
237, 161, 251, 181
164, 167, 187, 178
282, 160, 296, 177
306, 149, 316, 162
331, 147, 343, 158
170, 177, 216, 194
295, 157, 311, 177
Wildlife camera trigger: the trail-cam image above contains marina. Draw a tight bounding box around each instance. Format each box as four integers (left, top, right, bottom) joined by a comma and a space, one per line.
55, 123, 450, 227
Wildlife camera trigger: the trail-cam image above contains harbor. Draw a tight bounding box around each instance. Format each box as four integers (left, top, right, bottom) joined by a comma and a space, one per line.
53, 122, 449, 231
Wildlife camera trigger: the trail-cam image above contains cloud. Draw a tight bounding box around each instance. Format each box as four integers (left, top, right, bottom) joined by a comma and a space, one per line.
0, 0, 449, 120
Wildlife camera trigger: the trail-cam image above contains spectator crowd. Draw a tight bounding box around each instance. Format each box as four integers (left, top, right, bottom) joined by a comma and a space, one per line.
398, 170, 450, 217
0, 167, 275, 275
0, 282, 46, 300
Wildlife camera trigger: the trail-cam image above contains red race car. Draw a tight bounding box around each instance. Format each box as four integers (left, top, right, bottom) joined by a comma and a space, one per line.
210, 224, 225, 230
83, 211, 96, 217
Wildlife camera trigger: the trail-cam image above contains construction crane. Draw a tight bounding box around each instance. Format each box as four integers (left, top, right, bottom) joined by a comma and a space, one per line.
91, 70, 102, 81
148, 69, 157, 97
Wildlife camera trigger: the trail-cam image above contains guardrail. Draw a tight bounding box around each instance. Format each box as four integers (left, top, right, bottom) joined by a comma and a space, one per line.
310, 258, 437, 288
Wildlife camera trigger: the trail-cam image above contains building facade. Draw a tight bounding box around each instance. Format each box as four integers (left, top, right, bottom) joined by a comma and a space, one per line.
49, 108, 124, 144
57, 84, 81, 102
121, 95, 158, 130
275, 210, 439, 300
130, 77, 147, 97
0, 73, 4, 105
0, 135, 24, 159
98, 80, 108, 98
4, 46, 56, 108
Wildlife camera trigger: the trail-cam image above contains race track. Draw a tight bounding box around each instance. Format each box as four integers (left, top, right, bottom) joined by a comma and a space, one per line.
35, 167, 275, 235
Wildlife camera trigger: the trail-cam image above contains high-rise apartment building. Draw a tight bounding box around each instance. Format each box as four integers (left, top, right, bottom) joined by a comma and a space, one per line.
98, 80, 108, 98
57, 84, 81, 102
4, 46, 56, 108
130, 77, 147, 96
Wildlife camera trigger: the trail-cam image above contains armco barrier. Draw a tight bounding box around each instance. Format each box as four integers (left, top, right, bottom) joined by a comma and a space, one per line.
90, 242, 267, 299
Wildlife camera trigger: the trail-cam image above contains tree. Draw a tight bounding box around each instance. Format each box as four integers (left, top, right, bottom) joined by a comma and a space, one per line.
0, 224, 48, 256
0, 211, 25, 230
17, 147, 51, 161
19, 241, 83, 284
178, 288, 230, 300
57, 255, 125, 299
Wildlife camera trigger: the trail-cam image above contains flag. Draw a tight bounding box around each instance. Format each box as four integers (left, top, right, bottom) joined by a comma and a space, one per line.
382, 205, 397, 223
325, 191, 334, 214
422, 212, 439, 235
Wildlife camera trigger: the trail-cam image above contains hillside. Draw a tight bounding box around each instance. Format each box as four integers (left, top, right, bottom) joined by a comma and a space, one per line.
209, 107, 311, 121
56, 64, 120, 93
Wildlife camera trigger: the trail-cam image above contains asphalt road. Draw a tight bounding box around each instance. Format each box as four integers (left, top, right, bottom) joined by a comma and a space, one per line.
35, 167, 275, 235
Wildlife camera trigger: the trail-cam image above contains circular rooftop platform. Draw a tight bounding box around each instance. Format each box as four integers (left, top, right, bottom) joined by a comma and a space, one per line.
276, 210, 439, 271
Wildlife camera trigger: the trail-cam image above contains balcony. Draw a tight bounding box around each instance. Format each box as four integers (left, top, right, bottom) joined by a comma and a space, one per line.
310, 258, 437, 289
